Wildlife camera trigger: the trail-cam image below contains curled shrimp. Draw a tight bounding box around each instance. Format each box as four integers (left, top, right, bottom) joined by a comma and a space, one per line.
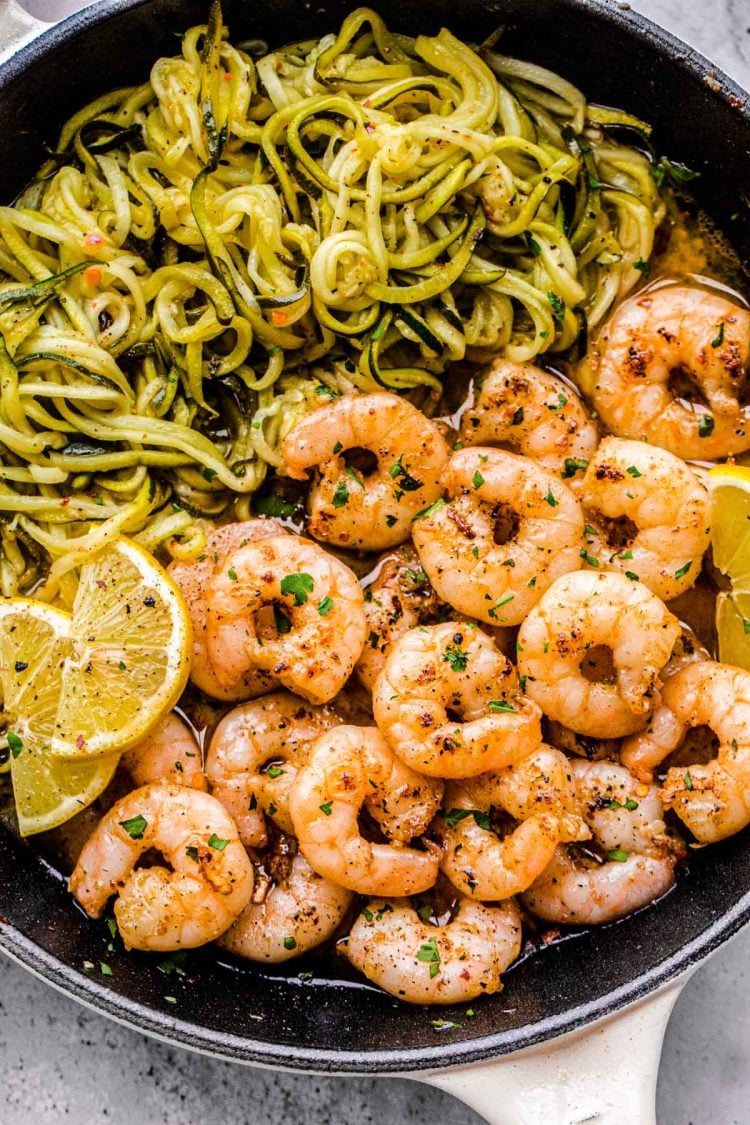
661, 662, 750, 843
219, 848, 353, 963
342, 892, 522, 1005
412, 447, 584, 626
372, 621, 541, 778
122, 712, 206, 791
523, 761, 682, 925
205, 691, 342, 847
438, 745, 589, 901
280, 392, 449, 550
69, 784, 254, 951
289, 725, 443, 896
460, 359, 599, 493
517, 570, 681, 738
581, 437, 710, 601
206, 534, 367, 705
169, 521, 286, 701
621, 626, 710, 782
578, 283, 750, 459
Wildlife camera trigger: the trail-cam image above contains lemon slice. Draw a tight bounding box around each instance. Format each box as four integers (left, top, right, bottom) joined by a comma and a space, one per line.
709, 465, 750, 667
0, 599, 117, 836
51, 537, 192, 760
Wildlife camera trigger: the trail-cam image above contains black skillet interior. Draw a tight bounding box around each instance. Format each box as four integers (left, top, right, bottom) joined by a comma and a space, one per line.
1, 0, 750, 1074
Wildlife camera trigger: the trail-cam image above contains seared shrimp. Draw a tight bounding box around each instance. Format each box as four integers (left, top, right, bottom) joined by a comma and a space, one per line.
206, 535, 367, 705
281, 392, 449, 550
517, 570, 680, 738
372, 621, 541, 778
205, 691, 341, 847
460, 359, 598, 493
289, 725, 442, 896
661, 662, 750, 843
122, 712, 206, 791
341, 893, 522, 1004
169, 521, 285, 701
69, 784, 254, 951
412, 447, 584, 626
523, 761, 681, 925
578, 284, 750, 460
219, 850, 353, 963
621, 627, 710, 782
438, 745, 589, 901
581, 437, 710, 601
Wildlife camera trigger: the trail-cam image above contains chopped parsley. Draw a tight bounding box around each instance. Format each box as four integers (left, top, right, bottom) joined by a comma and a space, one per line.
412, 498, 445, 522
332, 480, 349, 508
317, 596, 334, 616
626, 465, 642, 478
609, 798, 639, 812
511, 407, 524, 426
524, 231, 541, 257
580, 548, 599, 567
472, 470, 484, 490
185, 845, 200, 862
416, 936, 441, 978
319, 801, 333, 816
431, 1020, 462, 1031
6, 731, 22, 759
674, 561, 692, 580
208, 834, 229, 851
633, 258, 651, 277
698, 414, 715, 438
227, 567, 238, 581
711, 322, 725, 348
607, 848, 629, 863
562, 457, 589, 478
274, 605, 292, 635
547, 292, 566, 322
119, 814, 147, 840
488, 699, 516, 713
443, 642, 469, 672
314, 384, 339, 399
266, 765, 284, 779
389, 456, 423, 492
652, 155, 700, 188
283, 936, 297, 951
544, 490, 559, 507
201, 467, 217, 482
684, 770, 694, 791
624, 571, 640, 582
346, 466, 365, 488
280, 572, 314, 605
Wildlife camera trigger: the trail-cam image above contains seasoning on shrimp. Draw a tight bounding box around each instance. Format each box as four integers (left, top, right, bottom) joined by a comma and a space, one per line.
281, 392, 450, 550
372, 621, 541, 778
577, 283, 750, 460
412, 447, 584, 627
438, 745, 589, 900
517, 570, 681, 738
289, 725, 443, 896
205, 535, 367, 705
460, 359, 598, 493
581, 436, 711, 601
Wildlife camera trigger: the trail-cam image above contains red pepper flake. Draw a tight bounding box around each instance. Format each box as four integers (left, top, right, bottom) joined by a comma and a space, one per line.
224, 71, 232, 80
96, 579, 107, 590
75, 735, 86, 750
84, 231, 104, 246
84, 266, 102, 286
271, 310, 288, 326
365, 123, 376, 134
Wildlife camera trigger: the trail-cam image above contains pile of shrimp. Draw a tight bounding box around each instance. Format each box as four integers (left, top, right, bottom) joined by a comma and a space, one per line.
68, 279, 750, 1007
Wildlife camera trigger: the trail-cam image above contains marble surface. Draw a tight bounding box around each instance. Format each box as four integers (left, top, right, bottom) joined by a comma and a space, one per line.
2, 0, 750, 1122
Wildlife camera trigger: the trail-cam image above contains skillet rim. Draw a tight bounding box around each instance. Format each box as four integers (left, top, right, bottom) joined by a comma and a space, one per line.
1, 0, 750, 1073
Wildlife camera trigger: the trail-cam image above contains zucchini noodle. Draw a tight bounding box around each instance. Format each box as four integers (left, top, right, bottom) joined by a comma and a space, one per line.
0, 3, 666, 598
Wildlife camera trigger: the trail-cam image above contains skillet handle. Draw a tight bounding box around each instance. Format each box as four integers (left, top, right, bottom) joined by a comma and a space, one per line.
0, 0, 54, 63
419, 978, 688, 1125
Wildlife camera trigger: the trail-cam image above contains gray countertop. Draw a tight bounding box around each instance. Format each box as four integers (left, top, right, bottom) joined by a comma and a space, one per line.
2, 1, 750, 1122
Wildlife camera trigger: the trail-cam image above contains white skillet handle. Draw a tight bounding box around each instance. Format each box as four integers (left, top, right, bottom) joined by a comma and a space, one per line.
420, 979, 688, 1125
0, 0, 51, 63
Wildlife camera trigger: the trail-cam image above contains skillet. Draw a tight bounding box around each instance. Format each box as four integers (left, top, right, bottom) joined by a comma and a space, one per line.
0, 0, 750, 1101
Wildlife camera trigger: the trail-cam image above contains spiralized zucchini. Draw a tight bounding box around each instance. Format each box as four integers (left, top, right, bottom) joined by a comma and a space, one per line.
0, 3, 665, 599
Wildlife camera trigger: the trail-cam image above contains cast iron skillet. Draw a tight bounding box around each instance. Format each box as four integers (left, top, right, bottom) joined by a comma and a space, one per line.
1, 0, 750, 1075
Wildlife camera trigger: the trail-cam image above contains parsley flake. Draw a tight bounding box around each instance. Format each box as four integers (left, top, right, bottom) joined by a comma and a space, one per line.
607, 848, 629, 862
416, 936, 441, 978
488, 699, 517, 713
7, 731, 23, 759
119, 814, 147, 840
208, 834, 229, 851
319, 800, 333, 816
280, 572, 314, 605
443, 643, 469, 672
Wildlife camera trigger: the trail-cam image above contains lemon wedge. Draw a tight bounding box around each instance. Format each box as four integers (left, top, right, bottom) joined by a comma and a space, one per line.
50, 537, 192, 760
0, 599, 118, 835
709, 465, 750, 667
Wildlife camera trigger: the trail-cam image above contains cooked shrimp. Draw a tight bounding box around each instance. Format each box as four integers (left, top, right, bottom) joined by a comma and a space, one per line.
578, 283, 750, 460
219, 850, 353, 963
205, 691, 341, 847
289, 725, 443, 896
280, 392, 450, 550
438, 745, 589, 901
206, 535, 367, 705
412, 447, 584, 626
523, 761, 681, 925
460, 359, 599, 492
69, 784, 254, 951
357, 543, 454, 692
517, 570, 681, 738
341, 893, 522, 1004
169, 520, 286, 702
544, 720, 619, 762
661, 662, 750, 843
621, 627, 710, 782
581, 437, 710, 601
372, 621, 541, 778
122, 712, 206, 791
